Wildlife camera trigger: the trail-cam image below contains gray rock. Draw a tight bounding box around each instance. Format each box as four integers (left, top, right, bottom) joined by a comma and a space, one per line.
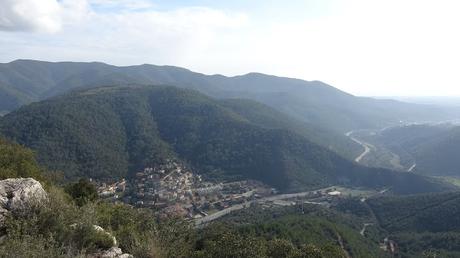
0, 178, 47, 226
88, 247, 133, 258
93, 225, 118, 247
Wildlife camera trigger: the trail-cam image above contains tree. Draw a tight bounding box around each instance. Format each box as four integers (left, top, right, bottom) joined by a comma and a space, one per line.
65, 178, 98, 206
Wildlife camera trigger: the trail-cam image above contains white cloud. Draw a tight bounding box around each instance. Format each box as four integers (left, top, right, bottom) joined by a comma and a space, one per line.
89, 0, 156, 11
0, 0, 62, 32
1, 0, 460, 96
0, 1, 247, 66
195, 0, 460, 96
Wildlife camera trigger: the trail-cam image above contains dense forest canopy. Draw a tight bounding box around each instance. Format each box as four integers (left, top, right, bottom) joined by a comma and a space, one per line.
365, 124, 460, 177
1, 60, 458, 133
0, 85, 453, 194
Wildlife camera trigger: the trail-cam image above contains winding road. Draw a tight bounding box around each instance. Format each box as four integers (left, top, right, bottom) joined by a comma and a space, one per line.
360, 223, 373, 236
345, 131, 374, 163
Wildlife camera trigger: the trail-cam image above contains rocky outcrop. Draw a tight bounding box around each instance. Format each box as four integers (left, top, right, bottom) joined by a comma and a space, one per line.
88, 247, 133, 258
80, 225, 132, 258
93, 225, 118, 247
0, 178, 47, 226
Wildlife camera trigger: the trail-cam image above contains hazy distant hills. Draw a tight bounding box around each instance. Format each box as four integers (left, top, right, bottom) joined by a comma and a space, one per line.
1, 59, 458, 132
0, 85, 452, 194
389, 96, 460, 107
1, 59, 458, 190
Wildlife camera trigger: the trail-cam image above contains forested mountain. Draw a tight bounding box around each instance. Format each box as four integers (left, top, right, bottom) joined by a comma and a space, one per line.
369, 124, 460, 176
0, 85, 453, 194
366, 191, 460, 257
0, 139, 376, 257
219, 99, 362, 160
1, 60, 458, 132
411, 126, 460, 176
368, 191, 460, 233
202, 204, 389, 258
332, 191, 460, 257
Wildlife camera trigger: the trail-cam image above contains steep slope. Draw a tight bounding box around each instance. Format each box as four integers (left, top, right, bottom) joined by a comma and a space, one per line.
202, 205, 389, 258
412, 127, 460, 176
368, 191, 460, 233
334, 191, 460, 257
0, 138, 47, 181
0, 85, 453, 194
1, 60, 458, 133
368, 124, 460, 176
219, 99, 362, 160
368, 191, 460, 257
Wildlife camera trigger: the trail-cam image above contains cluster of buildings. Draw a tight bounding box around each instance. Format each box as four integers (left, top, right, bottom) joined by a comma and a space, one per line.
97, 179, 127, 201
96, 161, 274, 219
128, 161, 200, 209
380, 237, 399, 255
95, 158, 351, 223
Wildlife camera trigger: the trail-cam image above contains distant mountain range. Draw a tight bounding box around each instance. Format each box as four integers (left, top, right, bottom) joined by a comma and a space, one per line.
1, 60, 458, 133
386, 96, 460, 107
0, 85, 452, 194
2, 59, 460, 257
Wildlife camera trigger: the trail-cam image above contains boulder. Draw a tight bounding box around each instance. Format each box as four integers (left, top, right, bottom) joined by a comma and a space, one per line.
0, 178, 47, 226
88, 247, 133, 258
93, 225, 118, 247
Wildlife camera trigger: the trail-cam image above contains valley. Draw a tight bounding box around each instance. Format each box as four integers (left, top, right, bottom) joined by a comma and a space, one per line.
346, 126, 425, 172
94, 158, 382, 227
349, 121, 460, 177
0, 61, 459, 258
2, 0, 460, 256
345, 131, 375, 163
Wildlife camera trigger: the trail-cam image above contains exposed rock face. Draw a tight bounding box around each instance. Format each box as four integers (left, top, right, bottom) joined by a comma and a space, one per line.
77, 225, 132, 258
88, 247, 133, 258
0, 178, 47, 226
93, 225, 118, 247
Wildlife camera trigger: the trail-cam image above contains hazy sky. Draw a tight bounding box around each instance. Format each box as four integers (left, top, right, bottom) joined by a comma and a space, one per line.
1, 0, 459, 96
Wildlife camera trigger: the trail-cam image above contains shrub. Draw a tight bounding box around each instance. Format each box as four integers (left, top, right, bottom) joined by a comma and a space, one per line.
64, 178, 98, 206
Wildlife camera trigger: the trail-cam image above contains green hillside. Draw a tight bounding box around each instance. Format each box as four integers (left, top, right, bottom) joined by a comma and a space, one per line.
220, 99, 362, 160
369, 124, 460, 176
0, 85, 453, 193
1, 60, 458, 133
0, 138, 47, 181
0, 138, 358, 258
412, 127, 460, 176
198, 205, 389, 258
368, 191, 460, 232
366, 191, 460, 257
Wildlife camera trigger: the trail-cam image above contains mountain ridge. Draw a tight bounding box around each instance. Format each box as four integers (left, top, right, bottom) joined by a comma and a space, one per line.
0, 84, 453, 194
1, 59, 458, 133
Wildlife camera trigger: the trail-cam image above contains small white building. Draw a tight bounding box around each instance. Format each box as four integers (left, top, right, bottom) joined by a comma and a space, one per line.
327, 190, 341, 196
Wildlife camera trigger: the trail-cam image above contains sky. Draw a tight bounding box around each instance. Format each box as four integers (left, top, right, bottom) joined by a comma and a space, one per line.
0, 0, 459, 96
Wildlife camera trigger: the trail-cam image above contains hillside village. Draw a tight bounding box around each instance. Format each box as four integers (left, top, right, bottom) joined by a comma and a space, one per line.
96, 160, 276, 218
96, 160, 353, 220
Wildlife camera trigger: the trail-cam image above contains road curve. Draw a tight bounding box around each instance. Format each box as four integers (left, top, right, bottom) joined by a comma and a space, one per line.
360, 223, 373, 236
346, 131, 374, 163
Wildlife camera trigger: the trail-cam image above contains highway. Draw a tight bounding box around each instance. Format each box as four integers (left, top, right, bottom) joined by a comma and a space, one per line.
345, 131, 374, 163
407, 163, 416, 172
195, 186, 334, 226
